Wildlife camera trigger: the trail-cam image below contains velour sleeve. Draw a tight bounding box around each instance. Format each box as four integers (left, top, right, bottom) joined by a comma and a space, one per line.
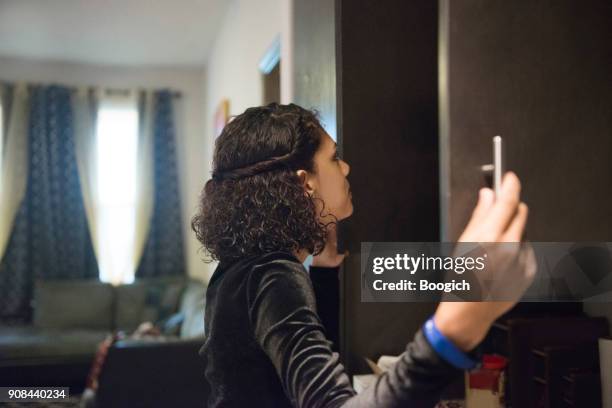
246, 260, 463, 408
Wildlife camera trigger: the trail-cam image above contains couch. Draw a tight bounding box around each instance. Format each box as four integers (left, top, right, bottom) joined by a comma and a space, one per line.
0, 276, 207, 395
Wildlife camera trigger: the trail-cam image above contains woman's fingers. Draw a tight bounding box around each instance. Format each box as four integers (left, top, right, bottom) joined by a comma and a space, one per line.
459, 188, 495, 241
501, 202, 529, 242
470, 188, 495, 226
481, 172, 522, 241
458, 172, 526, 243
473, 188, 496, 221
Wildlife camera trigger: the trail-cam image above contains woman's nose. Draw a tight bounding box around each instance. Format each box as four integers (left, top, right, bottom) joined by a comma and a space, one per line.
341, 160, 350, 176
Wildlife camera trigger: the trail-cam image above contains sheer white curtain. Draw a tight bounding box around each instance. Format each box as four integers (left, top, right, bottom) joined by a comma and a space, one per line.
0, 83, 29, 261
74, 88, 154, 285
133, 90, 155, 279
73, 87, 100, 264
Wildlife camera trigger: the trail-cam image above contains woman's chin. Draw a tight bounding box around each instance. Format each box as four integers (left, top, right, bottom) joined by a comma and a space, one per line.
339, 202, 354, 220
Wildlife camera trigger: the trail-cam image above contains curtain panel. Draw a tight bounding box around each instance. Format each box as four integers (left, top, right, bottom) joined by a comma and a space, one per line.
136, 90, 185, 278
0, 85, 98, 322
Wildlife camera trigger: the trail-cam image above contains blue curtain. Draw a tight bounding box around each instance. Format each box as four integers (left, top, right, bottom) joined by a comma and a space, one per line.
136, 90, 185, 278
0, 85, 98, 323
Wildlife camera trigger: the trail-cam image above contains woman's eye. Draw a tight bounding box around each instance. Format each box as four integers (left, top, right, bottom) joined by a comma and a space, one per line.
333, 151, 341, 161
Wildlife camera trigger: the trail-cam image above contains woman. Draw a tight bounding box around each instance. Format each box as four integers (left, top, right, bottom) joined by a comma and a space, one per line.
192, 103, 531, 407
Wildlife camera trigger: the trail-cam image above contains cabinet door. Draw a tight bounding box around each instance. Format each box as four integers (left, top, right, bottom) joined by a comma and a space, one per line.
439, 1, 612, 406
439, 0, 612, 242
294, 0, 441, 375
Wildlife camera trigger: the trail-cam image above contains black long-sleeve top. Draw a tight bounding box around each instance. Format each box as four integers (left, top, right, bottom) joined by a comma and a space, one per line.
199, 251, 462, 407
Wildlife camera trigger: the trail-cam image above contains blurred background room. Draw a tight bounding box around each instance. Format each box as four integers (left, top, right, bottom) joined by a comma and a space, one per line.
0, 0, 289, 406
0, 0, 611, 407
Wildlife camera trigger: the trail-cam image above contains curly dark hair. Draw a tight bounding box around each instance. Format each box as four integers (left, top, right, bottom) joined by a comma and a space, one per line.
191, 103, 332, 262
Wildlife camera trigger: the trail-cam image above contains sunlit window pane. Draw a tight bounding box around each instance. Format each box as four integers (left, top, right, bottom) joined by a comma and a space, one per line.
97, 107, 138, 204
96, 99, 138, 284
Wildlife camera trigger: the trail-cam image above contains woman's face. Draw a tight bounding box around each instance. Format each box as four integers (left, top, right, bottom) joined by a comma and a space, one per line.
298, 132, 353, 223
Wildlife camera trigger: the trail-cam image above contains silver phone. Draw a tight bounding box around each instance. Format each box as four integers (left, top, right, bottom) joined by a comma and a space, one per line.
493, 135, 503, 196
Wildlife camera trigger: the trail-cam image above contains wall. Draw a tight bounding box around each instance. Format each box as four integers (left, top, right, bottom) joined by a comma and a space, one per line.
202, 0, 286, 282
0, 56, 208, 282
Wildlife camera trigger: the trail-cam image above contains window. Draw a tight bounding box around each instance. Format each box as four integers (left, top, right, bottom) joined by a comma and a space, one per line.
96, 95, 138, 284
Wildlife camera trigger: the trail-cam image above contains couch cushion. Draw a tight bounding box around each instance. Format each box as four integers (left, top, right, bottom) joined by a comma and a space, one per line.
0, 325, 108, 361
113, 283, 147, 332
33, 280, 114, 331
114, 277, 185, 332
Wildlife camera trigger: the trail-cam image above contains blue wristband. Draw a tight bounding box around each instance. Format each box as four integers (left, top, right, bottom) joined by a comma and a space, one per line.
423, 316, 478, 370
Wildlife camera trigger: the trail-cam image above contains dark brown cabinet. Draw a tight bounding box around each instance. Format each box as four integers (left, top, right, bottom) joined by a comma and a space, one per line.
439, 0, 612, 243
292, 1, 612, 400
294, 0, 440, 375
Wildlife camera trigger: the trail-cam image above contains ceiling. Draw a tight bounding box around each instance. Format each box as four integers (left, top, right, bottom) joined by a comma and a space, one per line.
0, 0, 231, 66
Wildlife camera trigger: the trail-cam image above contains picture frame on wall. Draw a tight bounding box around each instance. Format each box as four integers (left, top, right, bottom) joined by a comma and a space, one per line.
214, 99, 230, 138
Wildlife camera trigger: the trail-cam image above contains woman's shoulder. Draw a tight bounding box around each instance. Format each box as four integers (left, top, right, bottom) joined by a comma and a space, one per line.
251, 250, 302, 268
248, 251, 309, 282
246, 251, 319, 324
213, 250, 310, 293
212, 251, 301, 284
245, 251, 315, 303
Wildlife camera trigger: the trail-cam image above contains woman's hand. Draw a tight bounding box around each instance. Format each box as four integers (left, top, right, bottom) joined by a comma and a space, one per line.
433, 172, 536, 352
311, 222, 348, 268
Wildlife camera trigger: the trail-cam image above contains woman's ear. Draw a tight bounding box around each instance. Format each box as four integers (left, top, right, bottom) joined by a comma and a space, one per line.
296, 169, 316, 195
